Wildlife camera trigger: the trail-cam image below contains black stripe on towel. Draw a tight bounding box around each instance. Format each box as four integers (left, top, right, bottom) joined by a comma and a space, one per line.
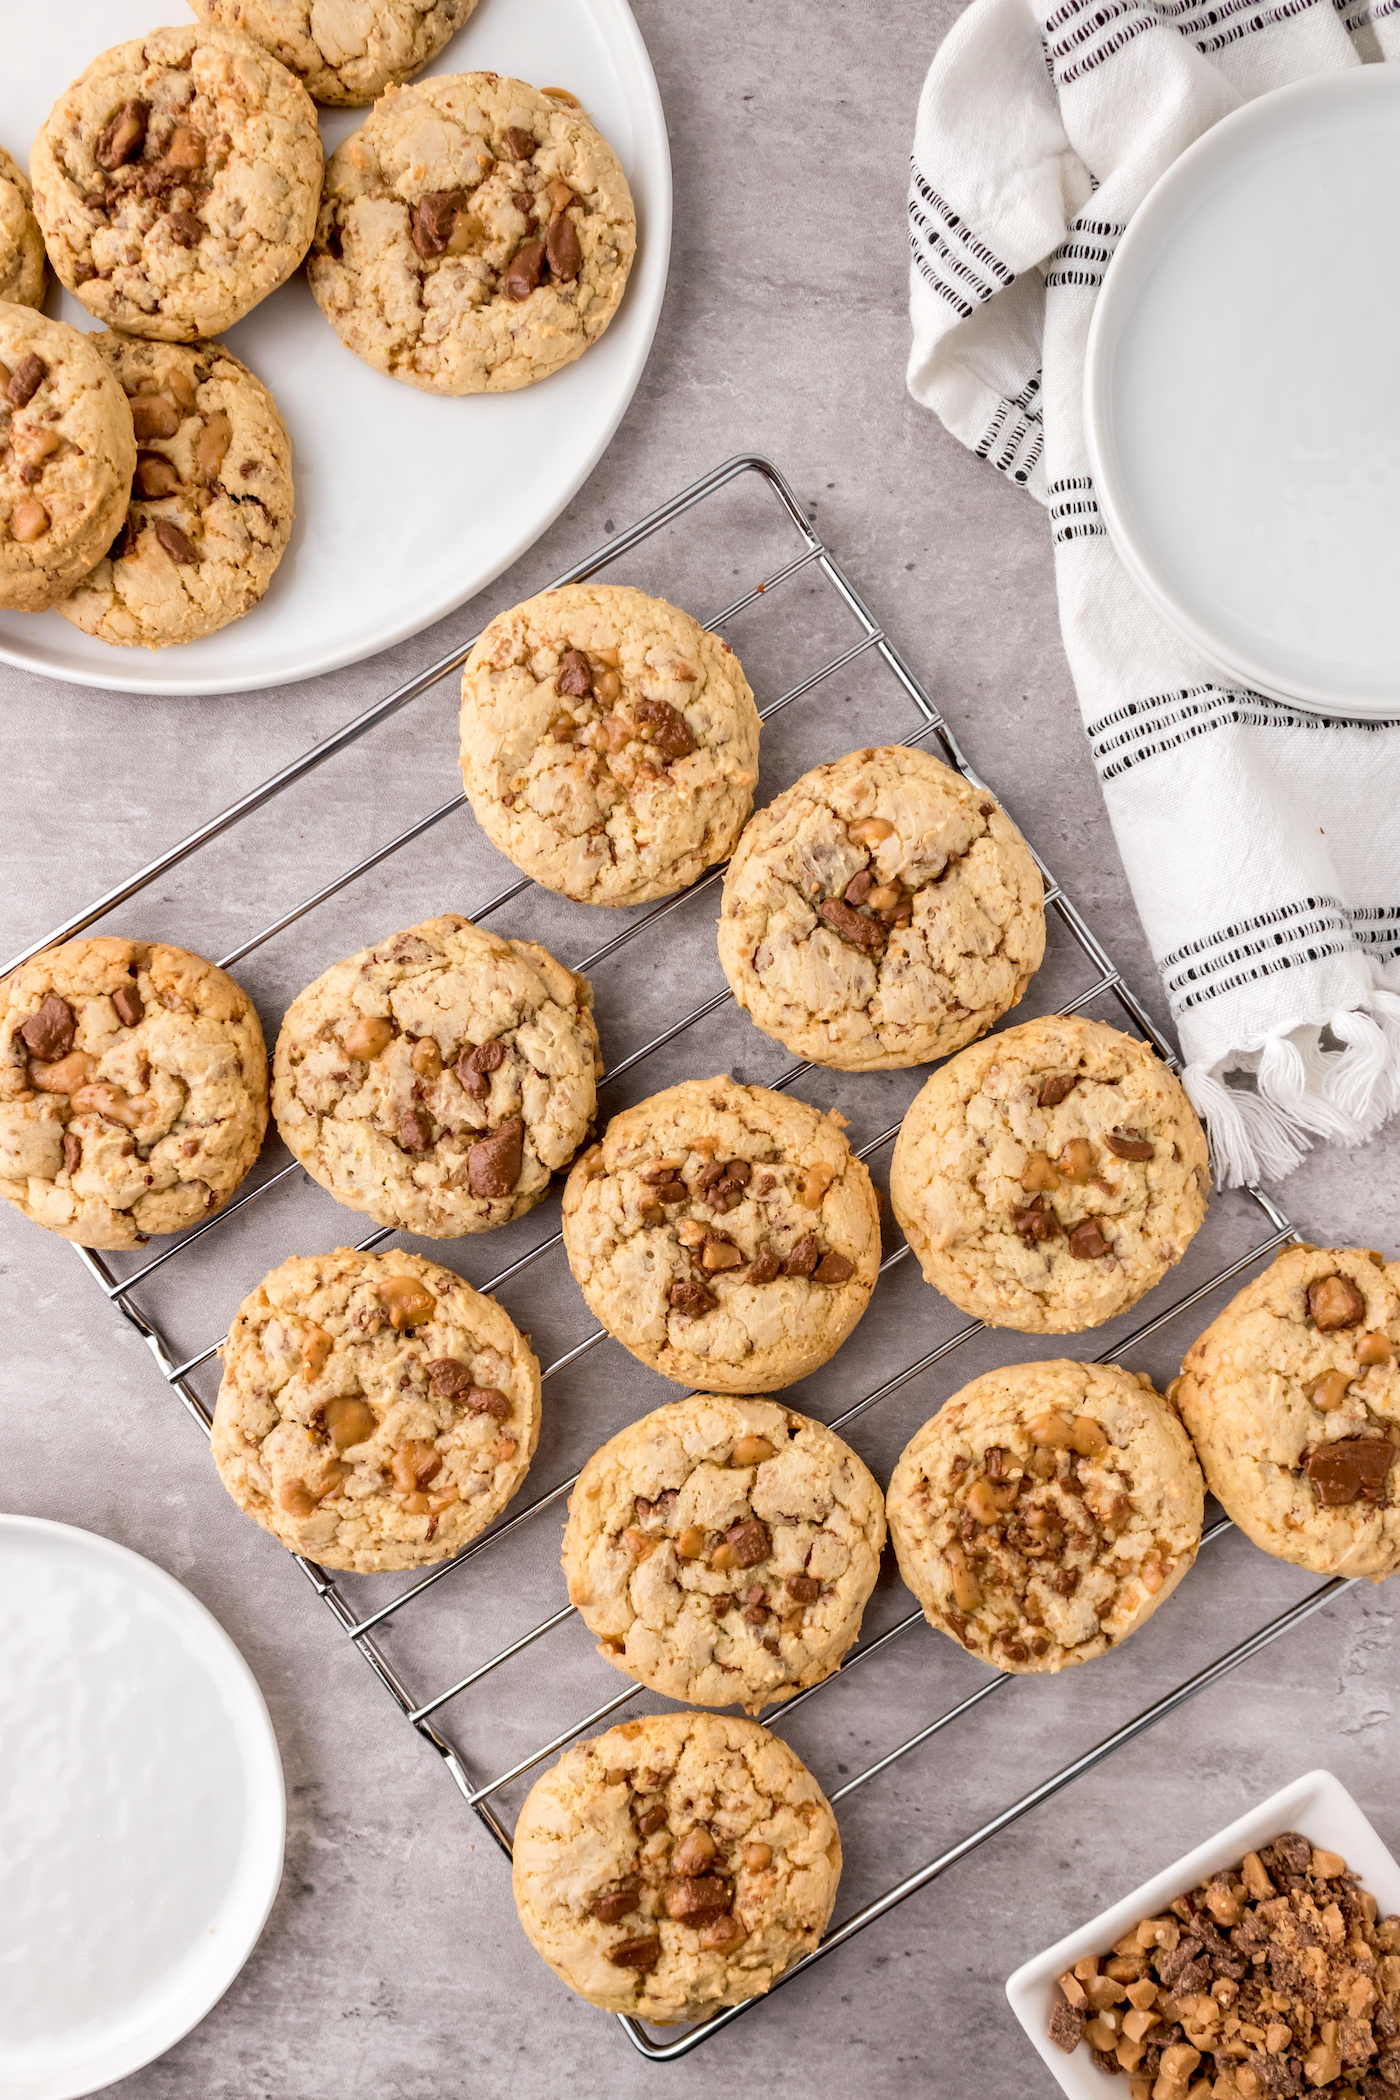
1086, 684, 1400, 780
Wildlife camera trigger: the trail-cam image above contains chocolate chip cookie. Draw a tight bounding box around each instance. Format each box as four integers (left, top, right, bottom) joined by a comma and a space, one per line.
307, 73, 635, 392
460, 584, 760, 907
890, 1014, 1210, 1334
887, 1359, 1204, 1674
31, 25, 322, 341
187, 0, 477, 105
272, 912, 602, 1239
0, 309, 136, 614
561, 1075, 882, 1392
0, 143, 46, 309
1175, 1244, 1400, 1579
562, 1393, 886, 1714
718, 744, 1046, 1071
54, 332, 293, 649
512, 1710, 842, 2023
212, 1247, 541, 1572
0, 936, 268, 1249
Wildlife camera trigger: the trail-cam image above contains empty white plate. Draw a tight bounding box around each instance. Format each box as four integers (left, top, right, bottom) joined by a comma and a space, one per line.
1085, 68, 1400, 717
0, 1517, 284, 2100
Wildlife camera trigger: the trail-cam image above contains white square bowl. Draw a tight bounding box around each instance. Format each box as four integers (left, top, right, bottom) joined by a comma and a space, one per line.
1005, 1769, 1400, 2099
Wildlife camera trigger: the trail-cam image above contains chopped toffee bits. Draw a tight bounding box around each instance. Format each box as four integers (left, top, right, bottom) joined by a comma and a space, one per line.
1048, 1833, 1400, 2099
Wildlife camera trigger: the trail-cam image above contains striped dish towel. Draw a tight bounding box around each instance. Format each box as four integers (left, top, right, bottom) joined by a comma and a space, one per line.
906, 0, 1400, 1186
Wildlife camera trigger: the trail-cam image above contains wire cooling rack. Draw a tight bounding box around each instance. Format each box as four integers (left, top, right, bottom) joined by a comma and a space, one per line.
10, 454, 1354, 2066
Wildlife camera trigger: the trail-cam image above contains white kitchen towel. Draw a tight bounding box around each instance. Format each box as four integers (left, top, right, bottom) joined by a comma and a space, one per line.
906, 0, 1400, 1185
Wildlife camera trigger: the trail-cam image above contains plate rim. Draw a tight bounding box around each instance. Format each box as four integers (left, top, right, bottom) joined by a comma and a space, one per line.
1084, 65, 1400, 722
0, 1512, 286, 2100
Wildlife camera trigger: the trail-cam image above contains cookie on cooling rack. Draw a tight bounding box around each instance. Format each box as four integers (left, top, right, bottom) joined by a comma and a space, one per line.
308, 74, 634, 392
511, 1709, 842, 2022
272, 912, 601, 1240
460, 584, 760, 906
890, 1013, 1210, 1334
1175, 1243, 1400, 1580
560, 1075, 882, 1392
718, 744, 1046, 1071
31, 25, 322, 341
0, 936, 267, 1250
0, 142, 46, 309
886, 1359, 1204, 1673
212, 1247, 541, 1573
186, 0, 478, 105
562, 1392, 886, 1714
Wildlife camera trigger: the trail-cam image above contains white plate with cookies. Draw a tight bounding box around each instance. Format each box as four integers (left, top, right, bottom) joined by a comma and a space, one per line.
0, 0, 670, 695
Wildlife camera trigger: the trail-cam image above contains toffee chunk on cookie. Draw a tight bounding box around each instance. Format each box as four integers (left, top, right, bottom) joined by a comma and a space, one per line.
0, 143, 47, 309
890, 1013, 1210, 1333
460, 584, 761, 906
308, 73, 635, 393
187, 0, 478, 106
561, 1075, 882, 1392
1175, 1243, 1400, 1579
718, 745, 1046, 1070
563, 1394, 886, 1713
272, 912, 601, 1238
0, 937, 267, 1249
511, 1710, 842, 2022
30, 26, 322, 340
887, 1360, 1204, 1672
212, 1248, 541, 1572
0, 309, 135, 614
54, 333, 293, 649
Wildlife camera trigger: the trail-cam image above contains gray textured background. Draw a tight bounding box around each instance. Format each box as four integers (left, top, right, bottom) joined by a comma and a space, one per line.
3, 3, 1398, 2096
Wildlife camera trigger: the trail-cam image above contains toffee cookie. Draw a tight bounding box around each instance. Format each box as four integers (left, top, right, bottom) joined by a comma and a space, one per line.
718, 745, 1045, 1071
187, 0, 477, 106
459, 584, 760, 907
212, 1247, 541, 1572
890, 1014, 1209, 1334
512, 1709, 841, 2022
0, 309, 135, 615
563, 1394, 886, 1714
0, 144, 46, 309
55, 332, 293, 649
1175, 1244, 1400, 1580
272, 912, 601, 1238
307, 73, 636, 393
31, 26, 322, 341
561, 1076, 881, 1393
0, 937, 267, 1250
887, 1360, 1203, 1674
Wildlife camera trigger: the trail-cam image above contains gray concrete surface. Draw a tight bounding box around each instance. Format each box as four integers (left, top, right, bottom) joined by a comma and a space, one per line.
3, 2, 1398, 2096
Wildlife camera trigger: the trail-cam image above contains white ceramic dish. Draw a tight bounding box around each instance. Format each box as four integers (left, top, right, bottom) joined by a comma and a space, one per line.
1005, 1767, 1400, 2098
1085, 69, 1400, 718
0, 0, 671, 695
0, 1515, 285, 2100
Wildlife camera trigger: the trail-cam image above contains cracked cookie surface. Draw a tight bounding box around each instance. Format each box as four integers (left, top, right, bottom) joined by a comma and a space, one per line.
891, 1014, 1210, 1334
887, 1359, 1203, 1673
308, 72, 635, 392
187, 0, 477, 105
213, 1246, 541, 1572
31, 25, 322, 341
0, 143, 46, 309
272, 912, 601, 1238
1176, 1244, 1400, 1580
512, 1709, 841, 2022
561, 1075, 881, 1392
460, 583, 760, 906
55, 332, 293, 649
718, 744, 1045, 1071
0, 936, 267, 1249
0, 309, 135, 614
563, 1393, 886, 1713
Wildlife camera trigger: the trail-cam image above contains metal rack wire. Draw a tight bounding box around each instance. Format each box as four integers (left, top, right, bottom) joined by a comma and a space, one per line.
11, 453, 1343, 2066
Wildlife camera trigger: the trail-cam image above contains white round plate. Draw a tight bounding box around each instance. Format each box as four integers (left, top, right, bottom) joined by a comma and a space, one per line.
0, 0, 671, 695
0, 1516, 285, 2099
1085, 68, 1400, 718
